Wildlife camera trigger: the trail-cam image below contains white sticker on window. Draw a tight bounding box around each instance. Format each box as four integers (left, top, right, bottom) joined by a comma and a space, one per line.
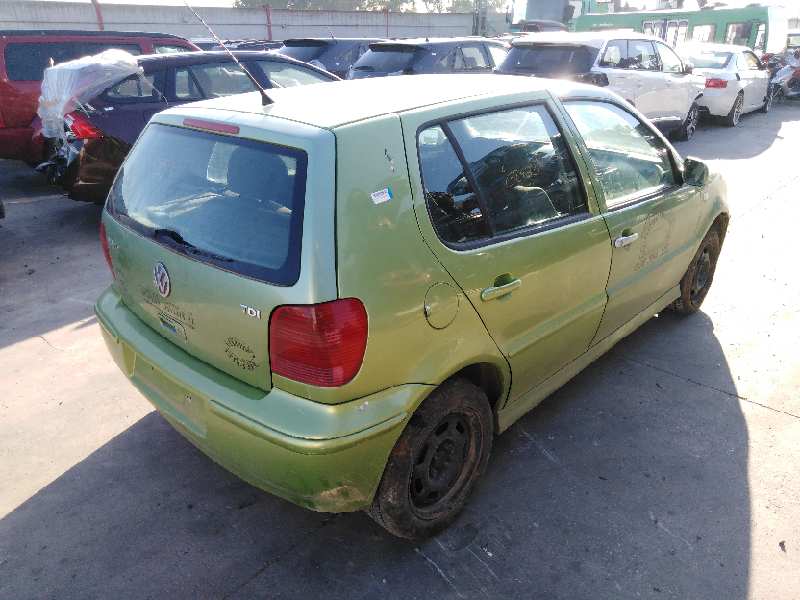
370, 187, 393, 205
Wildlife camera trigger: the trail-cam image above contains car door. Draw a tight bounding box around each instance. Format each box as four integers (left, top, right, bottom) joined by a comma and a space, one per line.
402, 97, 612, 403
562, 99, 704, 342
740, 50, 769, 109
655, 41, 694, 121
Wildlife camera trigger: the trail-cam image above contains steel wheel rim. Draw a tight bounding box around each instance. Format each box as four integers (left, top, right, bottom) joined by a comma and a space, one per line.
410, 413, 475, 514
690, 247, 712, 304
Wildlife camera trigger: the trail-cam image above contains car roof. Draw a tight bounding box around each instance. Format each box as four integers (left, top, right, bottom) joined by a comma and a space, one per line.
170, 74, 614, 129
136, 50, 293, 65
512, 30, 660, 49
370, 37, 505, 49
0, 29, 187, 40
681, 42, 751, 54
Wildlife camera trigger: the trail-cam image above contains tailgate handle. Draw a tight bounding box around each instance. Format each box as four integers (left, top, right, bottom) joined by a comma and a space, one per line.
481, 277, 522, 302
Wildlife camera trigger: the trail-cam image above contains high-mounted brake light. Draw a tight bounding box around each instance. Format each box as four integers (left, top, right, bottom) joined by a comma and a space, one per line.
183, 118, 240, 135
269, 299, 368, 387
705, 78, 728, 89
99, 221, 115, 278
66, 112, 103, 139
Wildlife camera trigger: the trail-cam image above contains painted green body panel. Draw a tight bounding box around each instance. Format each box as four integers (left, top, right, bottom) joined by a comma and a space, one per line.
96, 77, 729, 512
96, 287, 432, 511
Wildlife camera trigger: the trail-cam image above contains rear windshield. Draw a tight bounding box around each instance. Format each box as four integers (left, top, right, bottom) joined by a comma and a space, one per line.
687, 51, 732, 69
108, 123, 308, 286
4, 41, 142, 81
352, 47, 418, 73
502, 45, 598, 75
277, 44, 326, 63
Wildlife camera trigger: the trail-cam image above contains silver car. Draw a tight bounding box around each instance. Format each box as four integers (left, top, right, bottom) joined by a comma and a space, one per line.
682, 43, 772, 126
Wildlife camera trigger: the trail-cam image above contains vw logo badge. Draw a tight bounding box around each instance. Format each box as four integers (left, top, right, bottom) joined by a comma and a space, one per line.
153, 262, 171, 298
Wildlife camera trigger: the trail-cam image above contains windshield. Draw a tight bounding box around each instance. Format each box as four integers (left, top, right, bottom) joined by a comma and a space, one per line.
687, 51, 732, 69
109, 123, 308, 285
277, 44, 326, 63
352, 47, 418, 73
501, 45, 598, 75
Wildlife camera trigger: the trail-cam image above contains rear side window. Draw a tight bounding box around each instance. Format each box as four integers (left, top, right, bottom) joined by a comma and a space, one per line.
504, 45, 597, 75
255, 60, 331, 87
352, 47, 417, 74
4, 41, 141, 81
564, 101, 676, 208
104, 73, 162, 102
419, 105, 588, 247
600, 39, 659, 71
109, 123, 308, 285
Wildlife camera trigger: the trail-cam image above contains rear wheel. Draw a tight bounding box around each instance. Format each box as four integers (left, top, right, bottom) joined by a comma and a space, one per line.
671, 228, 721, 315
675, 102, 699, 141
724, 93, 744, 127
368, 378, 493, 540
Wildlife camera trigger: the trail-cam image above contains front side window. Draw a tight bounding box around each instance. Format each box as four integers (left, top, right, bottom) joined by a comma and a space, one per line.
419, 105, 587, 246
109, 123, 307, 285
487, 44, 508, 66
564, 101, 676, 208
104, 73, 161, 101
656, 42, 683, 74
742, 51, 762, 70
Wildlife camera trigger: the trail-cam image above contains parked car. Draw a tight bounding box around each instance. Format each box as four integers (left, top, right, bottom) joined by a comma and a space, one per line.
497, 31, 705, 140
347, 38, 509, 79
96, 74, 729, 539
276, 38, 380, 78
46, 51, 338, 203
681, 43, 772, 126
0, 29, 197, 165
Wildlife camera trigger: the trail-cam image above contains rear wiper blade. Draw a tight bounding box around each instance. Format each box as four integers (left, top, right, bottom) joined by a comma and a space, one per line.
153, 227, 195, 248
152, 228, 233, 262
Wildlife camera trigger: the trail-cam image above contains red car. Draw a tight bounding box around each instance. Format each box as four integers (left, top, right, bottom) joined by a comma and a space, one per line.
0, 29, 198, 165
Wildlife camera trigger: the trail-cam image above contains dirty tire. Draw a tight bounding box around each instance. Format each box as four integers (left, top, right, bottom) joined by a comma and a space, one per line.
675, 102, 699, 141
671, 228, 721, 315
368, 378, 493, 540
724, 93, 744, 127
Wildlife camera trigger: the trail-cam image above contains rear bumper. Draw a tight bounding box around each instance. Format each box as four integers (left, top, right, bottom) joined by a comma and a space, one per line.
697, 89, 736, 117
95, 287, 431, 512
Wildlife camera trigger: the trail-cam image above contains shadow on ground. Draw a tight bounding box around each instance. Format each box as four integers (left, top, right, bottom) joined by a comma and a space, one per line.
0, 311, 750, 600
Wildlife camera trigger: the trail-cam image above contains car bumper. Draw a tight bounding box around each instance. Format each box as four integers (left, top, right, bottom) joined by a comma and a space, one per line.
697, 88, 736, 117
95, 287, 431, 512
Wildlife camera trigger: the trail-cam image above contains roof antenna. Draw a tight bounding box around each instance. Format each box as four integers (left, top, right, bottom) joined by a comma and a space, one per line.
183, 0, 273, 106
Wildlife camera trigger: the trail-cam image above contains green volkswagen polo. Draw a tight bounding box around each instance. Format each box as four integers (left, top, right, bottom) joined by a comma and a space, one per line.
96, 74, 728, 539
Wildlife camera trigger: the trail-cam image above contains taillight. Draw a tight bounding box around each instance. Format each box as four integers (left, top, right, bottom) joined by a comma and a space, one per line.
269, 298, 368, 387
65, 111, 103, 139
99, 221, 115, 278
705, 78, 728, 89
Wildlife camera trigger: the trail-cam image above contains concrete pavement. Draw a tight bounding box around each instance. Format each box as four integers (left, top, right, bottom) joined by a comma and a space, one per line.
1, 105, 798, 599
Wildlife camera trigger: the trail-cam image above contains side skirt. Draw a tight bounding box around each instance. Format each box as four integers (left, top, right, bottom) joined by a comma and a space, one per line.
496, 285, 681, 433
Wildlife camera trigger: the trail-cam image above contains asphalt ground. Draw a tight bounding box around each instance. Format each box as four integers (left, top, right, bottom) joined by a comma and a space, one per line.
1, 105, 799, 599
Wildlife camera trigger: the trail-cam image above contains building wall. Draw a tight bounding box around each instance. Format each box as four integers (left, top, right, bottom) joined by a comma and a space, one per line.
0, 0, 480, 40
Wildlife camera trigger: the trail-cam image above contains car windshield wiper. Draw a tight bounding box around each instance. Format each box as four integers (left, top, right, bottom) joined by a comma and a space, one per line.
152, 228, 233, 263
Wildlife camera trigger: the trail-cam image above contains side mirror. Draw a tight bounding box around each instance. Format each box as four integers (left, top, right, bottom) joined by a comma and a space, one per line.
682, 61, 694, 75
683, 157, 709, 187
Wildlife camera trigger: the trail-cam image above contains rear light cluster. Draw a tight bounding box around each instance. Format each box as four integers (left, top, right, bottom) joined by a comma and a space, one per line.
269, 298, 368, 387
99, 221, 115, 278
705, 78, 728, 89
65, 111, 103, 139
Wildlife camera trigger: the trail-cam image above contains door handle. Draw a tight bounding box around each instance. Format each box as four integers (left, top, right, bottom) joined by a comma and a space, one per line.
481, 278, 522, 302
614, 232, 640, 248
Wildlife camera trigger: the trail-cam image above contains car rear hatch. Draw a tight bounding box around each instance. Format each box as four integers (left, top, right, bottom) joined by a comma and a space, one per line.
102, 108, 337, 392
501, 43, 599, 78
277, 39, 331, 63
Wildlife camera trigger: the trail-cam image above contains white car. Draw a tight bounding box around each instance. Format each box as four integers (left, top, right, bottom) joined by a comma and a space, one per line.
681, 43, 772, 126
500, 31, 706, 140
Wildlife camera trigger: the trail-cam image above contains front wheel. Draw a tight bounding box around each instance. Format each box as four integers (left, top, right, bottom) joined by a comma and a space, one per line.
671, 228, 721, 315
675, 102, 699, 141
760, 85, 774, 113
368, 378, 493, 540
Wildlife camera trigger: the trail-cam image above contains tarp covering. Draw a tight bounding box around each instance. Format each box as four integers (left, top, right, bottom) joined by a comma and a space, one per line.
38, 49, 141, 139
